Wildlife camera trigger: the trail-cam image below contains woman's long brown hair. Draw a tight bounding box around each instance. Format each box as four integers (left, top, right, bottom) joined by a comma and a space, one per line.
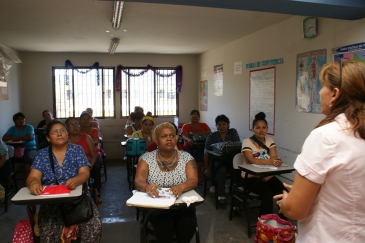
316, 61, 365, 140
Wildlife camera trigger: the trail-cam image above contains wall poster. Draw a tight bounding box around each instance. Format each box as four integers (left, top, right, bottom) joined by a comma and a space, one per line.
200, 80, 208, 111
249, 67, 275, 135
213, 64, 223, 96
0, 80, 8, 100
296, 49, 327, 113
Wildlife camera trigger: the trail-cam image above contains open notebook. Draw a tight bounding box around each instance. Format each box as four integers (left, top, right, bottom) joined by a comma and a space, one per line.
126, 188, 176, 209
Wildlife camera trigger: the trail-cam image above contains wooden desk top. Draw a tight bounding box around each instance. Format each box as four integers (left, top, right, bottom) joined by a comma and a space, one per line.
12, 185, 83, 205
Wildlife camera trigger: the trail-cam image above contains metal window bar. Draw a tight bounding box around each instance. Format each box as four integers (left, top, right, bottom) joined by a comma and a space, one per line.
120, 68, 177, 117
53, 67, 114, 118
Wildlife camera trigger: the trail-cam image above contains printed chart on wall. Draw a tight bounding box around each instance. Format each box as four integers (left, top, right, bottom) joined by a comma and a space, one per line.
296, 49, 327, 113
332, 42, 365, 64
213, 64, 223, 96
249, 67, 275, 135
200, 80, 208, 111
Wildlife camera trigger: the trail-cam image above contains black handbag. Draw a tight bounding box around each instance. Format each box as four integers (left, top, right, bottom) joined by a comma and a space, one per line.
221, 141, 242, 156
190, 131, 211, 144
61, 193, 93, 226
48, 147, 93, 226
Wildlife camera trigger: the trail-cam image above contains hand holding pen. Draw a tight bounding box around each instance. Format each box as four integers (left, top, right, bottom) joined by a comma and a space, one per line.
146, 184, 161, 198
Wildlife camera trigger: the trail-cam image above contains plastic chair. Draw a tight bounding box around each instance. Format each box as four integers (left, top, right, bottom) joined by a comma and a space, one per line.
229, 153, 262, 238
99, 136, 107, 182
1, 145, 18, 212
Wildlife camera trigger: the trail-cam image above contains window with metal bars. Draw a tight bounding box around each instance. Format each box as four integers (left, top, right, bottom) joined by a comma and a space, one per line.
120, 68, 178, 117
53, 67, 115, 118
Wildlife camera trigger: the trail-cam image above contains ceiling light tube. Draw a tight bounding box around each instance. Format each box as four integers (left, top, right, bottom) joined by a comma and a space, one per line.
112, 1, 124, 30
109, 38, 120, 54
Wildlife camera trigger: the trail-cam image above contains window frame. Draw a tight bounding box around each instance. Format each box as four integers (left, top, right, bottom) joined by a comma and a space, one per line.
52, 66, 116, 119
119, 66, 179, 118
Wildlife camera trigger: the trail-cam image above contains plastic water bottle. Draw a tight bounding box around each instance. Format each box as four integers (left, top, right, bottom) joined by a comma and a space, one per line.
174, 116, 179, 128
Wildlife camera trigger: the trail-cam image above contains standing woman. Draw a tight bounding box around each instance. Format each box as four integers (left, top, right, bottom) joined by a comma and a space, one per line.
274, 61, 365, 242
131, 115, 155, 147
135, 122, 198, 243
2, 112, 37, 179
66, 117, 102, 204
181, 110, 211, 184
26, 120, 101, 242
241, 112, 285, 216
37, 110, 54, 149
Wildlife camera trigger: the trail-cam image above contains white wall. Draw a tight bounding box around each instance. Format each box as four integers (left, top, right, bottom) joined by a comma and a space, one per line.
0, 46, 22, 137
19, 52, 199, 159
198, 16, 365, 180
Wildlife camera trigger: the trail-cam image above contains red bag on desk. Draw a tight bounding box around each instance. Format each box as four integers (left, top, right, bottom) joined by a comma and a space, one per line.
14, 145, 25, 159
254, 214, 296, 243
12, 220, 34, 243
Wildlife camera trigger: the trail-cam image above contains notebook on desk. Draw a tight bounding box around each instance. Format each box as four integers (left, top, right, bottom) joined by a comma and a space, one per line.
40, 185, 71, 197
126, 189, 176, 209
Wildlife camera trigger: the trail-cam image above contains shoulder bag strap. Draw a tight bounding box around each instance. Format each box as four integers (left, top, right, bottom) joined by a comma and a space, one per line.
48, 146, 59, 185
250, 135, 270, 156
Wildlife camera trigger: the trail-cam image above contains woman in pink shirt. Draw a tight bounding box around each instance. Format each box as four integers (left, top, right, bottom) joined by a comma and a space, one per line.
275, 61, 365, 242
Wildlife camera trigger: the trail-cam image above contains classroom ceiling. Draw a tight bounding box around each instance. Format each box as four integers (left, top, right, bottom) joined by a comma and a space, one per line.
0, 0, 363, 55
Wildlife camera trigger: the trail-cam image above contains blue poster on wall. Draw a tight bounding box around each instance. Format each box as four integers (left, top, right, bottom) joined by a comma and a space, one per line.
296, 49, 327, 113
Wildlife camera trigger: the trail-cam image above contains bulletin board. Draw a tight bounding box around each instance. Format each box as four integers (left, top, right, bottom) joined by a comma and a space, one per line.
249, 67, 276, 135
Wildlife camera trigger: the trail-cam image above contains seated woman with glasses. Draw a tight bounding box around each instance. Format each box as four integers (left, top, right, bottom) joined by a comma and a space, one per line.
204, 114, 240, 204
65, 117, 102, 205
135, 122, 198, 243
26, 120, 101, 242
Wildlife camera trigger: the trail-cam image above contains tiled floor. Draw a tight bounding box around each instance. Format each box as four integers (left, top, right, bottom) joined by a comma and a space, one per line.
0, 159, 275, 243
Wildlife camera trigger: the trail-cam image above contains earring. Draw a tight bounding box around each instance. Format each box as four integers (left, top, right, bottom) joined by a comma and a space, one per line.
329, 104, 332, 107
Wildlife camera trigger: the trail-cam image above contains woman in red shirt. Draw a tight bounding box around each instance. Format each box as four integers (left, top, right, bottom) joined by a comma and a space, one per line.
181, 110, 211, 183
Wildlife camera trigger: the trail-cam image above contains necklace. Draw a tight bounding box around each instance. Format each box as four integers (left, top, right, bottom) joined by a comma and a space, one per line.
157, 150, 177, 171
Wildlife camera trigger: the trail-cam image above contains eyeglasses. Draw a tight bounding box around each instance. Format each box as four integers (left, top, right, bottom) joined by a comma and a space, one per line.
49, 128, 67, 135
339, 59, 343, 88
68, 123, 80, 128
160, 134, 176, 140
338, 59, 352, 88
190, 114, 199, 117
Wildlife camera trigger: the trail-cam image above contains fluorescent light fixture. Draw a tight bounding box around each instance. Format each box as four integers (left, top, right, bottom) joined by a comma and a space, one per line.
112, 1, 124, 30
109, 38, 120, 54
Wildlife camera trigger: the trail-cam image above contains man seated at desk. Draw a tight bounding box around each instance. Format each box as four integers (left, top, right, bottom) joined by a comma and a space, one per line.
135, 122, 198, 243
